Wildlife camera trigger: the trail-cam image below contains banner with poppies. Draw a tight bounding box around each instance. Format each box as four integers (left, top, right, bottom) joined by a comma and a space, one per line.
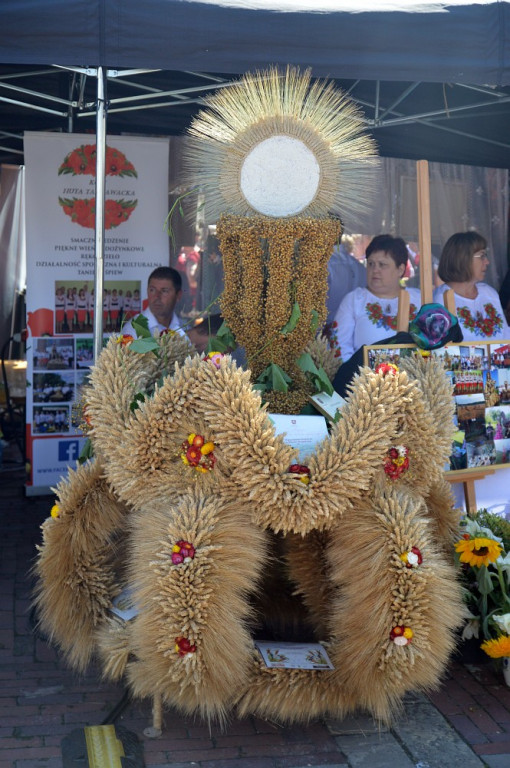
24, 132, 170, 492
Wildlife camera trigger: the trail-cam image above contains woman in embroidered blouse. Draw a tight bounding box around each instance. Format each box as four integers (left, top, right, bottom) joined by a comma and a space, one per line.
332, 234, 421, 363
433, 231, 510, 342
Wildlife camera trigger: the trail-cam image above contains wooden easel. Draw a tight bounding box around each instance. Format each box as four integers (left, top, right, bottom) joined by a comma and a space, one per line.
447, 469, 496, 517
396, 159, 433, 329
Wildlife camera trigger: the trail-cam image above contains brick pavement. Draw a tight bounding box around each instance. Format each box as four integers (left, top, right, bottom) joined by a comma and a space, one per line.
2, 462, 510, 768
429, 659, 510, 766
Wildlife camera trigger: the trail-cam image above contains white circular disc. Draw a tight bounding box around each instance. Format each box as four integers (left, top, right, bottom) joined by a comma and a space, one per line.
240, 135, 320, 217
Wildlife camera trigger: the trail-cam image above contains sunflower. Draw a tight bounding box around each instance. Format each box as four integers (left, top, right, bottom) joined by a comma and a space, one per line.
455, 536, 502, 567
480, 635, 510, 658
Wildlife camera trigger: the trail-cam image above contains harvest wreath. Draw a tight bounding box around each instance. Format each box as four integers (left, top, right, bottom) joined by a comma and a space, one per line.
33, 66, 463, 732
34, 333, 463, 728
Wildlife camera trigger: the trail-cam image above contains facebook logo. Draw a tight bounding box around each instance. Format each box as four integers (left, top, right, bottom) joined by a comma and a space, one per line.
58, 440, 80, 462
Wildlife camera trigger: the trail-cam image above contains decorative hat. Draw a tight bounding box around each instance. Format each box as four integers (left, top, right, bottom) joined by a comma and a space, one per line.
408, 303, 463, 350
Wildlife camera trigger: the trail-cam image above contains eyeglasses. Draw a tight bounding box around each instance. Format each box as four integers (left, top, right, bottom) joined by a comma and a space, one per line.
473, 250, 489, 260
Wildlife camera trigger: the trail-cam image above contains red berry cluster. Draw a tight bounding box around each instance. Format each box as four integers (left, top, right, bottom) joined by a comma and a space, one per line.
171, 540, 196, 565
383, 447, 409, 480
181, 433, 216, 472
390, 625, 413, 645
375, 362, 398, 377
288, 464, 311, 484
401, 546, 423, 568
175, 637, 196, 657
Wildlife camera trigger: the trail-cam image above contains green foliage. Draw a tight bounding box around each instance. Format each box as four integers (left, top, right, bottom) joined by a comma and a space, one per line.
125, 314, 160, 354
78, 438, 94, 465
206, 320, 237, 353
457, 514, 510, 643
129, 392, 146, 412
129, 337, 160, 354
280, 302, 301, 335
475, 509, 510, 551
310, 309, 320, 335
164, 188, 200, 251
254, 363, 292, 393
296, 353, 334, 396
130, 314, 151, 338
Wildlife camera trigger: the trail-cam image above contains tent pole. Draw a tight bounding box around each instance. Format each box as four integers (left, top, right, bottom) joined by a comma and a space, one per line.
93, 67, 107, 363
416, 159, 433, 305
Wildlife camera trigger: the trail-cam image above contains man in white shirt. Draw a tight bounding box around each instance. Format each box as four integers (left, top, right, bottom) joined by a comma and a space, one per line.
122, 267, 185, 337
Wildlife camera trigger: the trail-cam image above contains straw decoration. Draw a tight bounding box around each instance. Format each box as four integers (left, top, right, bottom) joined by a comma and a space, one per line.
183, 66, 378, 223
33, 314, 463, 726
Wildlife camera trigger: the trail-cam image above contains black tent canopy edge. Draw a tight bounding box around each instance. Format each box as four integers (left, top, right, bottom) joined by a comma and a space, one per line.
1, 1, 509, 87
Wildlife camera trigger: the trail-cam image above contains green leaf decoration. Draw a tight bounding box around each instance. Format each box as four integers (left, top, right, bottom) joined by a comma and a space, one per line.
131, 314, 152, 338
205, 319, 237, 353
164, 187, 198, 250
296, 352, 319, 376
477, 566, 495, 596
78, 438, 94, 465
315, 366, 334, 396
296, 353, 334, 396
216, 320, 236, 348
254, 368, 270, 389
130, 392, 146, 412
129, 337, 160, 354
206, 336, 229, 353
333, 408, 343, 423
270, 363, 292, 392
310, 309, 320, 334
299, 402, 320, 416
255, 363, 292, 393
280, 302, 301, 335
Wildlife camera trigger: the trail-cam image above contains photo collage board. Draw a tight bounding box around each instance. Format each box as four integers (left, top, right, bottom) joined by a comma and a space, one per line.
365, 340, 510, 473
31, 335, 106, 437
31, 276, 142, 439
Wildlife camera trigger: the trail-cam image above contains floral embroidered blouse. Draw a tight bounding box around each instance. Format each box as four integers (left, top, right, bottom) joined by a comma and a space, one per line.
332, 287, 421, 363
433, 283, 510, 342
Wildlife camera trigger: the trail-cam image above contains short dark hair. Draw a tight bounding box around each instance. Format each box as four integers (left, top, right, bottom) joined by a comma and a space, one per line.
365, 234, 409, 270
438, 231, 487, 283
148, 266, 182, 292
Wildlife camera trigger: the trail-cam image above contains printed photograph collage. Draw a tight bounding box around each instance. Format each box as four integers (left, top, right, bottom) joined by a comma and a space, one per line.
31, 335, 98, 436
366, 342, 510, 471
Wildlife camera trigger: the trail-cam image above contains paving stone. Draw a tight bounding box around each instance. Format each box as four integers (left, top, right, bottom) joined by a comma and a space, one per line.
282, 764, 348, 768
333, 731, 415, 768
391, 694, 485, 767
324, 714, 389, 736
483, 756, 510, 768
